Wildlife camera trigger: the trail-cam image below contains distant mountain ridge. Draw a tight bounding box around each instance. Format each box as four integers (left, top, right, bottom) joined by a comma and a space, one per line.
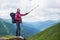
3, 19, 58, 31
0, 19, 59, 38
3, 19, 58, 37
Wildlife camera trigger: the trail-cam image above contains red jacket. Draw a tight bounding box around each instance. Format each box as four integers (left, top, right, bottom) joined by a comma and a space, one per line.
15, 12, 27, 23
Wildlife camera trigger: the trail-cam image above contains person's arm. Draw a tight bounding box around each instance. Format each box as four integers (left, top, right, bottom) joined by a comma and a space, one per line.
21, 13, 28, 16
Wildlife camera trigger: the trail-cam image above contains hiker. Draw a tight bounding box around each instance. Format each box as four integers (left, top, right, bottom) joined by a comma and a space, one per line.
15, 8, 28, 36
10, 5, 39, 37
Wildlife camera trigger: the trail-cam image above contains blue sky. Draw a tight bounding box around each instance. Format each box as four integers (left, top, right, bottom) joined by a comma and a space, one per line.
0, 0, 60, 22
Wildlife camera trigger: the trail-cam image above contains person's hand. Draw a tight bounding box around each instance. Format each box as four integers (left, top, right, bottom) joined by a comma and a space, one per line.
26, 13, 29, 14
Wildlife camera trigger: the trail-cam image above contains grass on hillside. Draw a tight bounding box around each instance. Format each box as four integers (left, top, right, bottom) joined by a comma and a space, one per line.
28, 23, 60, 40
0, 35, 16, 39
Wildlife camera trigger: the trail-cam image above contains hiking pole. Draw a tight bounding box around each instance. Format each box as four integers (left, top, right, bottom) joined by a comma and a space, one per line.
28, 5, 39, 13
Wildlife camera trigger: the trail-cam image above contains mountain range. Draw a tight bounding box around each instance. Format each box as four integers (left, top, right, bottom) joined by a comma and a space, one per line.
0, 19, 58, 38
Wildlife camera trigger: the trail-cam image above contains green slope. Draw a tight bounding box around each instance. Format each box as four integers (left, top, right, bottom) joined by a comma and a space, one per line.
0, 19, 9, 35
28, 23, 60, 40
0, 19, 16, 36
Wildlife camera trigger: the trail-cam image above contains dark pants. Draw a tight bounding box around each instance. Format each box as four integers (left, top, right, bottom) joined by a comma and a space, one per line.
16, 21, 21, 36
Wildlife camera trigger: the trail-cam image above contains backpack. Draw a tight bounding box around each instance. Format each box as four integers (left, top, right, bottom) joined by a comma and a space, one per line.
10, 12, 16, 23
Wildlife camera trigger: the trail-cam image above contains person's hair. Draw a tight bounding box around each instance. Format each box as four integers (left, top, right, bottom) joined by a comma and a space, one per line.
17, 8, 20, 10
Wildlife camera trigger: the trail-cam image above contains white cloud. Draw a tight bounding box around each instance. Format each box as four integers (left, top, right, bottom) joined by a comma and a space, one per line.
47, 0, 60, 8
0, 0, 60, 22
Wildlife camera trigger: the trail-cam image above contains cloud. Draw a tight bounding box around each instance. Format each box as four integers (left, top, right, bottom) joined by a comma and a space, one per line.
47, 0, 60, 8
0, 0, 60, 22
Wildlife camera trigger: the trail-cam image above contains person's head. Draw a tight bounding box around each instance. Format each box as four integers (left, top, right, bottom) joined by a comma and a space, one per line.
17, 8, 20, 13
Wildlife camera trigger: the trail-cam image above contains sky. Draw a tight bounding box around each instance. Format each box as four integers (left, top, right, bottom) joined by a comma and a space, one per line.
0, 0, 60, 22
